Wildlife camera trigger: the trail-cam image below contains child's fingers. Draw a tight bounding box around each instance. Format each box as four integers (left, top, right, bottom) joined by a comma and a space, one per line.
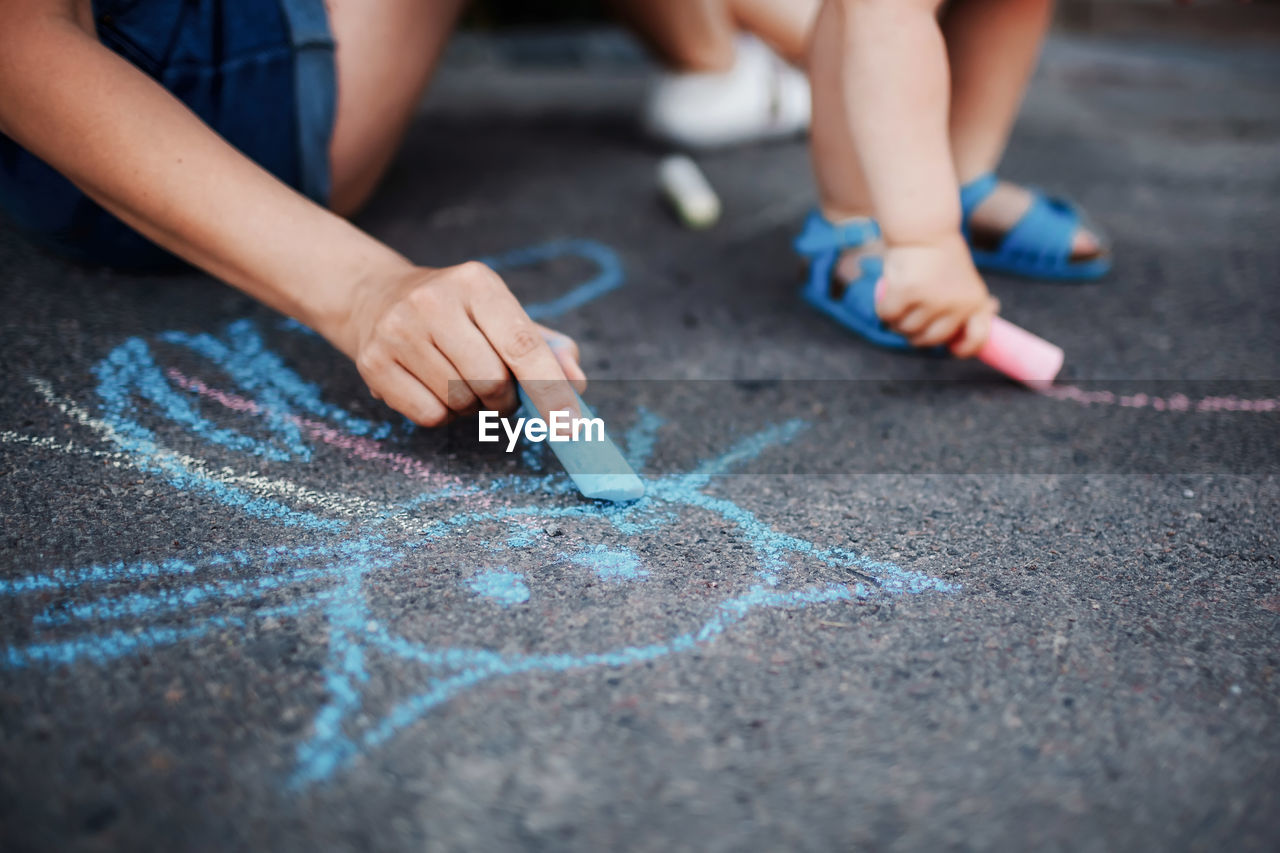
951, 308, 995, 359
894, 306, 934, 337
875, 278, 911, 323
911, 314, 962, 349
373, 361, 453, 427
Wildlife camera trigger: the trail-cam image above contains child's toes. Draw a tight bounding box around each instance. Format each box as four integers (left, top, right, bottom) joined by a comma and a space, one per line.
1072, 226, 1103, 260
831, 241, 884, 298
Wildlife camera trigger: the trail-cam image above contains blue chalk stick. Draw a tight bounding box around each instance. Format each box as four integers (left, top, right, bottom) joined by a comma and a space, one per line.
517, 385, 645, 502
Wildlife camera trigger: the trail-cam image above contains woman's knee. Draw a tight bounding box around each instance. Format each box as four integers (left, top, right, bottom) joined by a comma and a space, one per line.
326, 0, 465, 216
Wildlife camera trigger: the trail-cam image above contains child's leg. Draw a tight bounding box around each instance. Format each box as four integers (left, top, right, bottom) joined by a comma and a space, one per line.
807, 0, 881, 283
944, 0, 1050, 182
807, 0, 996, 353
942, 0, 1099, 257
810, 0, 954, 237
327, 0, 468, 216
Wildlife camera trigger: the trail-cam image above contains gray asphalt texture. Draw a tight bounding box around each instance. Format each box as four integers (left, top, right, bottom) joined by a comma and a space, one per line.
2, 30, 1279, 853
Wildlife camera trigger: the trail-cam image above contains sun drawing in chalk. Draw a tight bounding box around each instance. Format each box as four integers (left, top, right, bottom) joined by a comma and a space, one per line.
0, 240, 956, 788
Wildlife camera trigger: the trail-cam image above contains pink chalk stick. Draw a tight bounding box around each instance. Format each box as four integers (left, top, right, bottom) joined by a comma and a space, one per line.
973, 316, 1064, 388
875, 279, 1064, 388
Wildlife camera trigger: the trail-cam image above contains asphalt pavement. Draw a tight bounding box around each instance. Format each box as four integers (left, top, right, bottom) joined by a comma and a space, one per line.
1, 29, 1278, 852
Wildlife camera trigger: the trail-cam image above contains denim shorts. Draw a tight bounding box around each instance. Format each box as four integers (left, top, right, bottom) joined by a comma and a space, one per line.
0, 0, 336, 270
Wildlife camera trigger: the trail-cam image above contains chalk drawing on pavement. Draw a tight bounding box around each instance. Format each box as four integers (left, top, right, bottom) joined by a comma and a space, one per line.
7, 238, 1265, 788
0, 239, 955, 791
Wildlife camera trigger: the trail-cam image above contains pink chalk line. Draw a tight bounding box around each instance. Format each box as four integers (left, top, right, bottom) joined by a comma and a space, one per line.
1039, 385, 1279, 413
166, 369, 467, 492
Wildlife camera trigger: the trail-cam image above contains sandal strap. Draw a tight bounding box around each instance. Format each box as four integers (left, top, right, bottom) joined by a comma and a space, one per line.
999, 192, 1080, 268
959, 172, 1000, 221
793, 210, 881, 257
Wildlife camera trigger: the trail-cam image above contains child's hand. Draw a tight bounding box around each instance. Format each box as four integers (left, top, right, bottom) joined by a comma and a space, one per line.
335, 261, 587, 427
876, 234, 1000, 358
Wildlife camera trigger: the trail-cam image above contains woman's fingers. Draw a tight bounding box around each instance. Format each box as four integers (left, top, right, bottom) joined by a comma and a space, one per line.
536, 324, 587, 393
365, 359, 452, 427
431, 314, 520, 413
350, 262, 591, 428
432, 319, 587, 414
390, 322, 480, 415
466, 265, 581, 422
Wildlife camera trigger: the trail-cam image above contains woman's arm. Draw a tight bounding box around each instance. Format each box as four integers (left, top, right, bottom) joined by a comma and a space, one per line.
0, 0, 584, 423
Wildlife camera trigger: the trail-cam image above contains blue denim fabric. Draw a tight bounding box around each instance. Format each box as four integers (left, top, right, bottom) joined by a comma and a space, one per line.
0, 0, 336, 270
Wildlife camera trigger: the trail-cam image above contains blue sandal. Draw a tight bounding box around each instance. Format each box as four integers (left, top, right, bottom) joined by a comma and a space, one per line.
793, 210, 914, 351
960, 173, 1111, 281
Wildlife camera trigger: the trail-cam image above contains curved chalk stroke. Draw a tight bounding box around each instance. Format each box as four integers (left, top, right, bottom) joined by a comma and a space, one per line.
481, 238, 625, 320
1, 238, 955, 790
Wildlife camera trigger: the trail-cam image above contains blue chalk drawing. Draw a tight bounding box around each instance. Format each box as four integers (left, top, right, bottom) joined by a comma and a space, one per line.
466, 570, 531, 607
482, 239, 624, 320
571, 545, 647, 582
2, 238, 958, 790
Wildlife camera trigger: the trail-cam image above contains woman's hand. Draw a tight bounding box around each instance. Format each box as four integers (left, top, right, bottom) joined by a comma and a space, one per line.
333, 261, 587, 427
877, 234, 1000, 357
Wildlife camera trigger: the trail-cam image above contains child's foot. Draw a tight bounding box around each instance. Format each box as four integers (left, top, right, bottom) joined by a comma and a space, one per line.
959, 173, 1112, 281
832, 234, 885, 299
644, 35, 810, 150
965, 180, 1101, 261
793, 211, 914, 351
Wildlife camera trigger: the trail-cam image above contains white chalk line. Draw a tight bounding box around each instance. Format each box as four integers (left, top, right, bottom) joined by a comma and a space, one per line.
14, 378, 404, 527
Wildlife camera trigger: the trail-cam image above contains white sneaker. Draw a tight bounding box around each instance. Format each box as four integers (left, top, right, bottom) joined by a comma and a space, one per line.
642, 35, 811, 151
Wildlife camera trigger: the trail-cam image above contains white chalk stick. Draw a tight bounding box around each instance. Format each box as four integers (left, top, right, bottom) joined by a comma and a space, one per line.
658, 154, 721, 230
